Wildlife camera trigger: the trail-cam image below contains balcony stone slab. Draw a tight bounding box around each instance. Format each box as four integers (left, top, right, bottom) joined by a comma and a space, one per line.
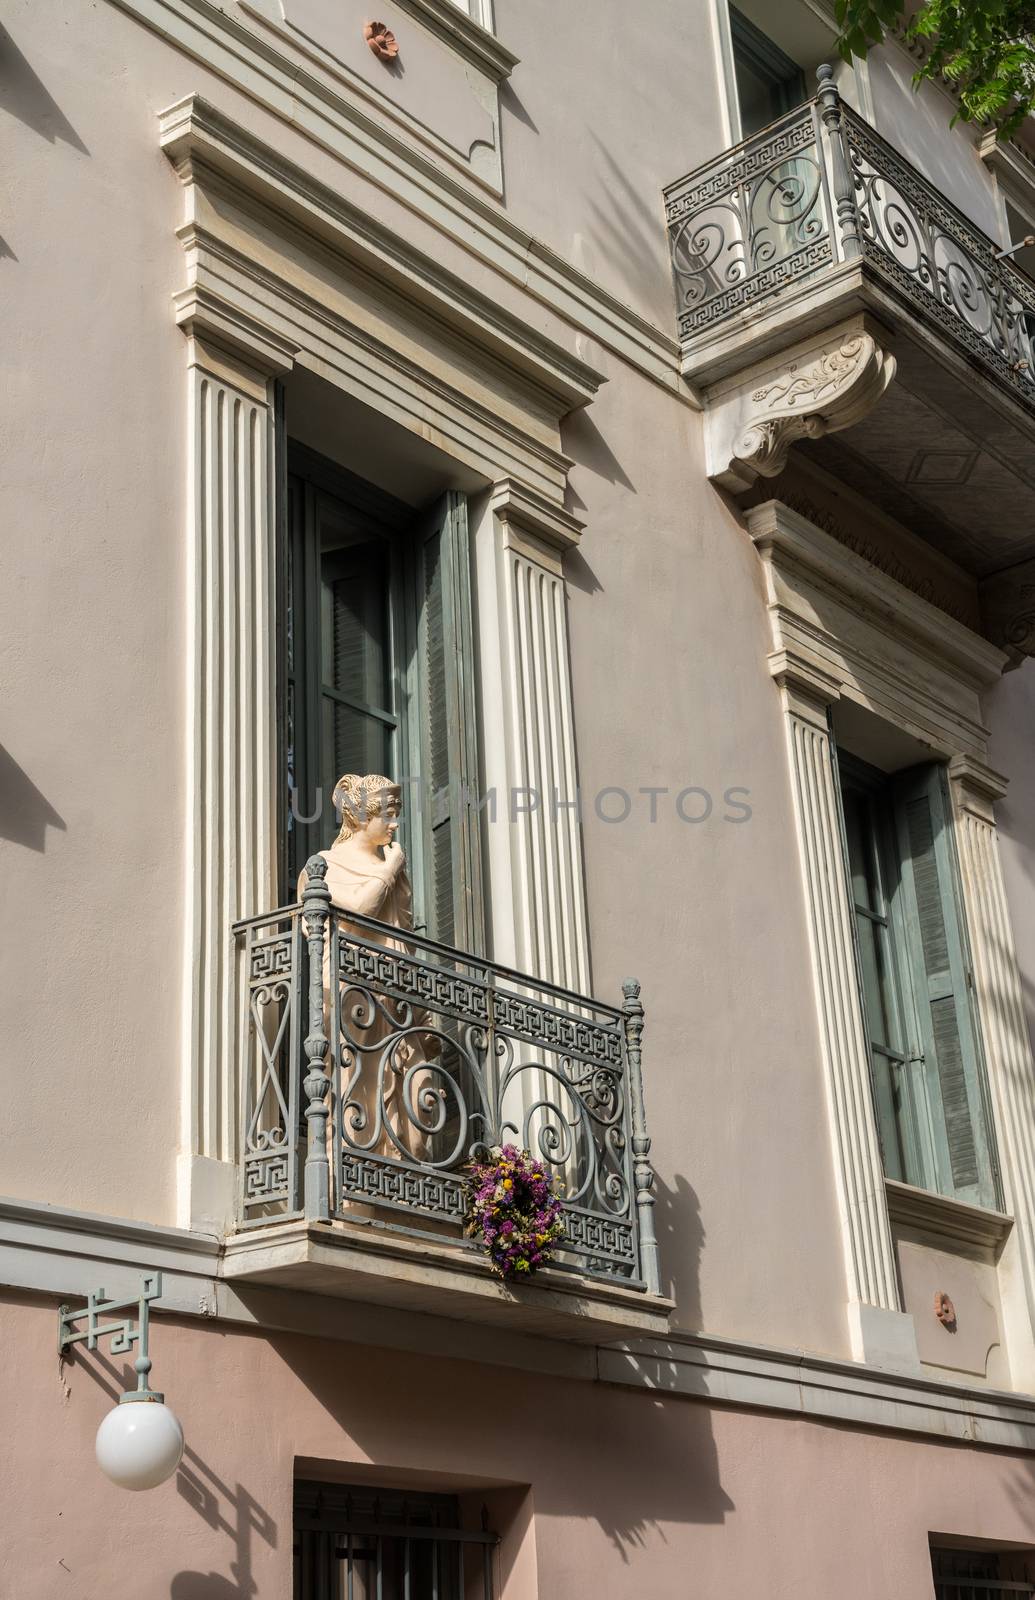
221, 1218, 674, 1344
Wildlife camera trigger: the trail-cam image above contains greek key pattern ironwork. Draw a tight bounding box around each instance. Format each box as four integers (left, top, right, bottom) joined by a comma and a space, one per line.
339, 1152, 468, 1223
331, 912, 640, 1281
842, 108, 1035, 408
665, 109, 818, 221
666, 104, 831, 335
665, 93, 1035, 412
234, 898, 656, 1289
238, 915, 302, 1223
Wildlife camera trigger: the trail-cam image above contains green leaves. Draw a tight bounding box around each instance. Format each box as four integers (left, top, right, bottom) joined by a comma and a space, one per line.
835, 0, 1035, 138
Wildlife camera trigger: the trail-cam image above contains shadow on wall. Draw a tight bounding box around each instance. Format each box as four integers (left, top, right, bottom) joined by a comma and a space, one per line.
272, 1160, 729, 1568
0, 745, 66, 850
655, 1170, 706, 1329
0, 22, 89, 151
172, 1452, 277, 1599
60, 1337, 276, 1598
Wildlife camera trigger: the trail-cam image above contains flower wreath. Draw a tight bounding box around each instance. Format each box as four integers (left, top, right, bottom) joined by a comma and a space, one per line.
465, 1144, 565, 1280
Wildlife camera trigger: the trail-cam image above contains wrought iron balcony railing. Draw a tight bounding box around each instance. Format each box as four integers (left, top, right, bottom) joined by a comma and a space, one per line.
233, 857, 661, 1295
664, 68, 1035, 409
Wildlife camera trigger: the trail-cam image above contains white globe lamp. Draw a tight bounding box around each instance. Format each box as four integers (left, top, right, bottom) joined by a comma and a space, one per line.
95, 1356, 184, 1491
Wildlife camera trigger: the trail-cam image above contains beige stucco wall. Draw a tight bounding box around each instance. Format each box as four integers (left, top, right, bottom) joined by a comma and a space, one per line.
1, 0, 1033, 1380
5, 1292, 1035, 1598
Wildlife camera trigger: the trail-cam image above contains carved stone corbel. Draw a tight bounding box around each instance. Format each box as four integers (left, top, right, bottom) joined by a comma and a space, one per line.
980, 558, 1035, 668
705, 318, 896, 495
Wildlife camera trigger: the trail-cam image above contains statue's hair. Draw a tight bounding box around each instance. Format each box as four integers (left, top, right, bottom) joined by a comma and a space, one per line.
332, 773, 401, 843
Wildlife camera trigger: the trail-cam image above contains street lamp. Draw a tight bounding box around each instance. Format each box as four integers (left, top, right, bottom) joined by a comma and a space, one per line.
59, 1271, 184, 1491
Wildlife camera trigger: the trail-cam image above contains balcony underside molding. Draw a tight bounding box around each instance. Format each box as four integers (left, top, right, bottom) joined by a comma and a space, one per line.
221, 1218, 673, 1345
705, 315, 896, 494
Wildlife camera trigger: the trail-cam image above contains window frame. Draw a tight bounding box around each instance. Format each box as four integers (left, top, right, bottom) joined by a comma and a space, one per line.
835, 748, 1002, 1211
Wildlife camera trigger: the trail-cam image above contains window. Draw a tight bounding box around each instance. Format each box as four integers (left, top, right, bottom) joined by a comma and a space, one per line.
729, 7, 807, 138
932, 1545, 1035, 1599
837, 755, 999, 1210
283, 443, 484, 951
294, 1481, 498, 1600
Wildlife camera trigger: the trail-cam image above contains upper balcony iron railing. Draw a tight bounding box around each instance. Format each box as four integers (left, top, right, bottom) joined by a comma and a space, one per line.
664, 66, 1035, 409
232, 856, 661, 1295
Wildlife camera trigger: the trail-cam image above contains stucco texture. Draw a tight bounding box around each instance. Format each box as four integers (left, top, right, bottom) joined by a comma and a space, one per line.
6, 1293, 1035, 1599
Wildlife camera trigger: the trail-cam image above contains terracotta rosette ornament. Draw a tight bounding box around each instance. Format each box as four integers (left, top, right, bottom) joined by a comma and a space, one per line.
466, 1144, 565, 1281
364, 20, 398, 61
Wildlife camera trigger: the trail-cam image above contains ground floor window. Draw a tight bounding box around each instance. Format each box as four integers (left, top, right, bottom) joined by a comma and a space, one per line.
932, 1544, 1035, 1598
293, 1481, 498, 1599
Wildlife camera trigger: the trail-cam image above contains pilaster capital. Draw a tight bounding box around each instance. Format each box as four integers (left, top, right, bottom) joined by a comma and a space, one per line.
768, 649, 841, 725
173, 284, 299, 390
490, 478, 584, 572
949, 754, 1009, 822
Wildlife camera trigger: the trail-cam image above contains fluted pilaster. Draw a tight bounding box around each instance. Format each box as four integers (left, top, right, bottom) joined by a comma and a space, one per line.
950, 757, 1035, 1381
777, 664, 901, 1322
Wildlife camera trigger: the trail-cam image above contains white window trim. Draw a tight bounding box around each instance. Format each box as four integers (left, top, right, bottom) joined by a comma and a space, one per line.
745, 498, 1035, 1385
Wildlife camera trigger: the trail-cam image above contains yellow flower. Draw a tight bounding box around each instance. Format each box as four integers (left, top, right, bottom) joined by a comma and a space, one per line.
503, 1178, 513, 1189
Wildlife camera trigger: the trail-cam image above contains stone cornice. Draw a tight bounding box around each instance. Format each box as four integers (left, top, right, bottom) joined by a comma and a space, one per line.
7, 1196, 1035, 1450
160, 95, 605, 421
747, 499, 1009, 693
109, 0, 683, 392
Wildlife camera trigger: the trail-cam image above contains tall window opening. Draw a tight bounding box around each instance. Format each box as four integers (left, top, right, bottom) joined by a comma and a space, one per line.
837, 753, 999, 1210
282, 441, 484, 952
729, 7, 807, 137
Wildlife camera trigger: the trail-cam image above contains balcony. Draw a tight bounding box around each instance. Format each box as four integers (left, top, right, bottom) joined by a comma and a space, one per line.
665, 70, 1035, 652
223, 860, 671, 1343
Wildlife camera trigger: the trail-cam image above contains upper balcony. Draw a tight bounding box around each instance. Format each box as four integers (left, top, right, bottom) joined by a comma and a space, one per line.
224, 859, 671, 1343
665, 69, 1035, 654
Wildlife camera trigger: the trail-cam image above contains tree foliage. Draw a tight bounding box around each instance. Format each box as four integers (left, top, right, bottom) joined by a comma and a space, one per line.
836, 0, 1035, 139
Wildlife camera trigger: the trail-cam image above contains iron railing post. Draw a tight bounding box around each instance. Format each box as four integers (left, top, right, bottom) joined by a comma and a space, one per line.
622, 979, 661, 1295
816, 63, 862, 259
302, 855, 332, 1222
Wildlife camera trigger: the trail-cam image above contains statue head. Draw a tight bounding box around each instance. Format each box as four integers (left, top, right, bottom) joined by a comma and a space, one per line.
332, 773, 401, 847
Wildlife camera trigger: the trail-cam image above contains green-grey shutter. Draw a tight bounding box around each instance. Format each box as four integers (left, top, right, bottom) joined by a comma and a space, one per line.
414, 492, 485, 953
891, 764, 997, 1209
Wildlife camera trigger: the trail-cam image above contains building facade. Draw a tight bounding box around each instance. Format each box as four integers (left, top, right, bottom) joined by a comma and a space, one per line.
5, 0, 1035, 1593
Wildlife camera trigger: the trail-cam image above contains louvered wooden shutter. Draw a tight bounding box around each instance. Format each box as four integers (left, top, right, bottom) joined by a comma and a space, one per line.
415, 493, 485, 953
891, 764, 997, 1209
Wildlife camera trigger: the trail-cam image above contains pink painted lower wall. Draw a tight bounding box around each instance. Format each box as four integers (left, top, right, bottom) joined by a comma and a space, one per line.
5, 1290, 1035, 1598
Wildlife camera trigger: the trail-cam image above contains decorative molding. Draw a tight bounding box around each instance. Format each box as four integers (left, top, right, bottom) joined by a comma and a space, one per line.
8, 1196, 1035, 1443
172, 282, 299, 377
708, 325, 896, 493
159, 95, 605, 419
111, 0, 683, 394
746, 500, 1007, 764
773, 488, 975, 628
489, 478, 584, 557
886, 1179, 1014, 1256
